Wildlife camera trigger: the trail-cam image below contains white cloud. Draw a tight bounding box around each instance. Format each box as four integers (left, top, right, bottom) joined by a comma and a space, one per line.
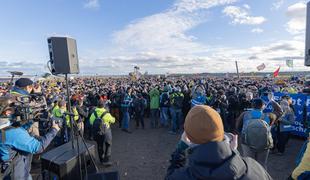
272, 0, 284, 10
285, 2, 306, 35
223, 5, 267, 25
78, 36, 305, 75
88, 0, 305, 75
113, 0, 238, 56
84, 0, 100, 9
243, 4, 250, 10
251, 28, 264, 33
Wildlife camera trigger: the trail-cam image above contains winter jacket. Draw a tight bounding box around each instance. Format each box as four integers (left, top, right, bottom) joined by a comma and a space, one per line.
166, 141, 272, 180
149, 88, 160, 109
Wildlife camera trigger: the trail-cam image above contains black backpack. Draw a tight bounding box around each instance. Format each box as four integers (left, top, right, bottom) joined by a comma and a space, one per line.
173, 94, 183, 109
92, 111, 108, 136
160, 93, 170, 107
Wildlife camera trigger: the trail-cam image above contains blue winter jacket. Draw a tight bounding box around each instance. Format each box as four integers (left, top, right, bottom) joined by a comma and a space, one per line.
0, 127, 58, 179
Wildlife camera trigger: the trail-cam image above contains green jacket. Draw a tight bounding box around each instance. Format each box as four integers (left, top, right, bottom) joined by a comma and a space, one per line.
89, 108, 115, 128
149, 88, 160, 109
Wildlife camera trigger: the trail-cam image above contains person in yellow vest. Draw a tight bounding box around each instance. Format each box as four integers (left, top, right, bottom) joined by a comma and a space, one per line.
52, 100, 67, 118
89, 100, 115, 166
52, 100, 68, 145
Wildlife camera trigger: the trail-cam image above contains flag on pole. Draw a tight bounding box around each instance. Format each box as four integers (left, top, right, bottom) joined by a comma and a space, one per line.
273, 67, 280, 77
256, 63, 266, 71
286, 59, 293, 68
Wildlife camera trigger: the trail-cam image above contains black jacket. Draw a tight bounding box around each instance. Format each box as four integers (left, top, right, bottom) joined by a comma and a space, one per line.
166, 141, 272, 180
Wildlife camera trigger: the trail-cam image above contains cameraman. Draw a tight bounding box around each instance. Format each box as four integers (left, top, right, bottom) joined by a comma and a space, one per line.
10, 78, 40, 137
10, 78, 33, 97
0, 96, 61, 180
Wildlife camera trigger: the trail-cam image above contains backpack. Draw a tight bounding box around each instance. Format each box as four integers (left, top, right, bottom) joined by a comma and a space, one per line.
173, 94, 183, 109
160, 93, 170, 107
92, 111, 108, 136
133, 98, 144, 112
111, 93, 121, 107
242, 113, 273, 152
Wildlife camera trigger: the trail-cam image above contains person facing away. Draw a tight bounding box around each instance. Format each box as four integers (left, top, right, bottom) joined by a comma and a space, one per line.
89, 100, 115, 165
237, 98, 273, 170
149, 86, 160, 128
133, 93, 147, 129
159, 86, 170, 128
165, 105, 272, 180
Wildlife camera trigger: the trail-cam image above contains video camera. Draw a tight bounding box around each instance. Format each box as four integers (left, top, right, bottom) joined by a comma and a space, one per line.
0, 94, 63, 130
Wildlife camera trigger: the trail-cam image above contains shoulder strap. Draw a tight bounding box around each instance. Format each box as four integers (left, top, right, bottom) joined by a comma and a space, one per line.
94, 111, 98, 119
100, 111, 108, 119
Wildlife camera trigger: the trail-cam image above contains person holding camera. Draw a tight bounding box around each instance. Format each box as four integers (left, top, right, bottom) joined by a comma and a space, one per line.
0, 96, 61, 180
10, 78, 41, 137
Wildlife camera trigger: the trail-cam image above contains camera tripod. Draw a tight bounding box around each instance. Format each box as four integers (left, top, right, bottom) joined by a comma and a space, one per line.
64, 74, 99, 180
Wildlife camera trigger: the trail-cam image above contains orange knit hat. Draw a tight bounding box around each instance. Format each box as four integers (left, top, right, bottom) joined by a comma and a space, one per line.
184, 105, 224, 144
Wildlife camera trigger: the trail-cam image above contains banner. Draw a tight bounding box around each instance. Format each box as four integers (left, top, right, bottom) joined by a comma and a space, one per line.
262, 92, 309, 137
286, 59, 294, 68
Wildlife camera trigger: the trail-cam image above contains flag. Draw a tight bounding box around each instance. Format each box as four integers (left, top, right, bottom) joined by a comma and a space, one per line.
286, 59, 293, 68
257, 63, 266, 71
273, 67, 280, 77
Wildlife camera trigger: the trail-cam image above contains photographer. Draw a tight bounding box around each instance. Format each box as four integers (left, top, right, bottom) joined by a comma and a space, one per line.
10, 78, 40, 137
0, 96, 61, 180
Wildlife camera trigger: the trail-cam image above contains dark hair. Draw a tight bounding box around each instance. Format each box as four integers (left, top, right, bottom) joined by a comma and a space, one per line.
252, 98, 264, 109
98, 100, 105, 108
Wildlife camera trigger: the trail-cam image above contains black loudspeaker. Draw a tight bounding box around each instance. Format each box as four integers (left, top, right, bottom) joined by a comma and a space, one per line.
47, 37, 80, 74
305, 2, 310, 66
41, 138, 97, 180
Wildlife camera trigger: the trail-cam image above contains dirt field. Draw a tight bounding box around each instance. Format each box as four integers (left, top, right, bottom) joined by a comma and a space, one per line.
102, 118, 305, 180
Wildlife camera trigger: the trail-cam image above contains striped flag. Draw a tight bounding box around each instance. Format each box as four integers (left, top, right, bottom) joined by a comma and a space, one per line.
257, 63, 266, 71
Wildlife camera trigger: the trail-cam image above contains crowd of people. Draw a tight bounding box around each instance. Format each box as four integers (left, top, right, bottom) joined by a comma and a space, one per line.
0, 75, 309, 179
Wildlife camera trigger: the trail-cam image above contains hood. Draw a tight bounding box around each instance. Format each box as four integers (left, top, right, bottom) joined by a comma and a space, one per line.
188, 141, 247, 179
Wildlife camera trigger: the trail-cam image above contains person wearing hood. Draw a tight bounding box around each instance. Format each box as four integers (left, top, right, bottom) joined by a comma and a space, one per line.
165, 105, 272, 180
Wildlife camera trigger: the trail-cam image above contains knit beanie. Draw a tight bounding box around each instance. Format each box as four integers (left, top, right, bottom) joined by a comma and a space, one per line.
184, 105, 224, 144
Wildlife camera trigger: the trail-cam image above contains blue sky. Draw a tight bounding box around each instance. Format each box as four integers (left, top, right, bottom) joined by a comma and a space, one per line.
0, 0, 307, 75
